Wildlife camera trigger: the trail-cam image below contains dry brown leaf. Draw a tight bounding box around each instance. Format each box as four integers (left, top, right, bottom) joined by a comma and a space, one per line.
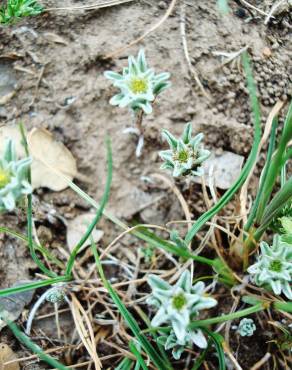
42, 32, 68, 45
0, 126, 77, 191
28, 128, 77, 191
66, 213, 104, 252
0, 343, 19, 370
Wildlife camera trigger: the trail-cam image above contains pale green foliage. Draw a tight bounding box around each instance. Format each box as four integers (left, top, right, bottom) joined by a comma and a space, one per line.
247, 235, 292, 299
238, 318, 256, 337
0, 140, 32, 212
104, 49, 171, 114
159, 122, 210, 177
147, 270, 217, 358
0, 0, 43, 24
270, 201, 292, 235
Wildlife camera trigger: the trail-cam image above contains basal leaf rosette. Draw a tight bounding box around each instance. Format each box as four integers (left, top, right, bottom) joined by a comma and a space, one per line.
0, 139, 32, 212
159, 122, 210, 177
238, 318, 256, 337
104, 49, 171, 114
247, 235, 292, 299
147, 270, 217, 359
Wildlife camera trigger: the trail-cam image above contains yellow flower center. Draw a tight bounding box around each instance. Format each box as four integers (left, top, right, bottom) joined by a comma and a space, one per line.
172, 293, 187, 311
0, 169, 10, 189
129, 77, 148, 94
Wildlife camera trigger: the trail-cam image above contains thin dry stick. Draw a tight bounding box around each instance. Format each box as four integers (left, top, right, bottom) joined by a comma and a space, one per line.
223, 344, 243, 370
264, 0, 286, 24
3, 345, 76, 366
241, 0, 271, 17
45, 0, 135, 11
180, 3, 211, 100
70, 294, 102, 370
104, 0, 178, 59
239, 100, 285, 224
250, 353, 272, 370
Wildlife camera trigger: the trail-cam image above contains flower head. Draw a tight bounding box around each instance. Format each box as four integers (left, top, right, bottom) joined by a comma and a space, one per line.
159, 123, 210, 177
238, 318, 256, 337
147, 270, 217, 348
0, 140, 32, 212
247, 235, 292, 299
104, 49, 171, 114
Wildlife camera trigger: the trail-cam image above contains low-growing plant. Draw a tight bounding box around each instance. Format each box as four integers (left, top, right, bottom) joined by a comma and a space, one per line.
0, 0, 43, 24
0, 52, 291, 369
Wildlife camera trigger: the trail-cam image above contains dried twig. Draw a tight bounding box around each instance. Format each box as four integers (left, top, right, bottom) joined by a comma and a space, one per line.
45, 0, 136, 12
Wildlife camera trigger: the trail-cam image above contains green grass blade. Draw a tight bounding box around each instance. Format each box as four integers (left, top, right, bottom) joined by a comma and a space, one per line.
185, 52, 261, 244
129, 341, 148, 370
0, 226, 64, 268
191, 342, 211, 370
244, 118, 278, 232
0, 276, 70, 297
255, 100, 292, 223
189, 303, 264, 328
65, 136, 113, 277
274, 301, 292, 313
254, 177, 292, 240
2, 318, 68, 369
91, 243, 172, 370
200, 328, 226, 370
115, 357, 134, 370
19, 122, 57, 278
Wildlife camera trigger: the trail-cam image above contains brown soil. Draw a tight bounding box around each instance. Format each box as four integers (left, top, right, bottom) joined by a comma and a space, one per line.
0, 0, 291, 369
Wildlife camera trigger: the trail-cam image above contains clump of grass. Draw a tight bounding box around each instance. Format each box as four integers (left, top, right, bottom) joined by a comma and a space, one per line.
0, 0, 43, 24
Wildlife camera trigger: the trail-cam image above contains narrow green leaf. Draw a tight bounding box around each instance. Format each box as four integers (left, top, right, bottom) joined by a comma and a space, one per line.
2, 318, 68, 369
189, 303, 264, 328
200, 328, 226, 370
65, 136, 113, 277
254, 177, 292, 240
0, 226, 64, 269
244, 118, 278, 232
129, 341, 148, 370
91, 243, 172, 370
0, 276, 70, 297
255, 101, 292, 223
19, 122, 56, 278
274, 301, 292, 313
115, 358, 134, 370
185, 52, 261, 243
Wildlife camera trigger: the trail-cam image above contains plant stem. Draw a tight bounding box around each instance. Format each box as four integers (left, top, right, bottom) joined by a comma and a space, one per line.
65, 137, 112, 277
0, 276, 70, 297
188, 303, 265, 328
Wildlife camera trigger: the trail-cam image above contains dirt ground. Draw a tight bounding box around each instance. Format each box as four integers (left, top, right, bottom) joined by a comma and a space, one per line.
0, 0, 291, 369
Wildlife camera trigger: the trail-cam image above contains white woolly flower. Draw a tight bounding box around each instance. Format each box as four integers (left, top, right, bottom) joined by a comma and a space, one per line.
147, 270, 217, 349
247, 235, 292, 299
0, 140, 32, 212
238, 318, 256, 337
104, 49, 171, 114
159, 122, 210, 177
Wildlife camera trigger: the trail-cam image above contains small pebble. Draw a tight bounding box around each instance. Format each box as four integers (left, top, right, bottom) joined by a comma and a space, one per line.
158, 1, 167, 9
